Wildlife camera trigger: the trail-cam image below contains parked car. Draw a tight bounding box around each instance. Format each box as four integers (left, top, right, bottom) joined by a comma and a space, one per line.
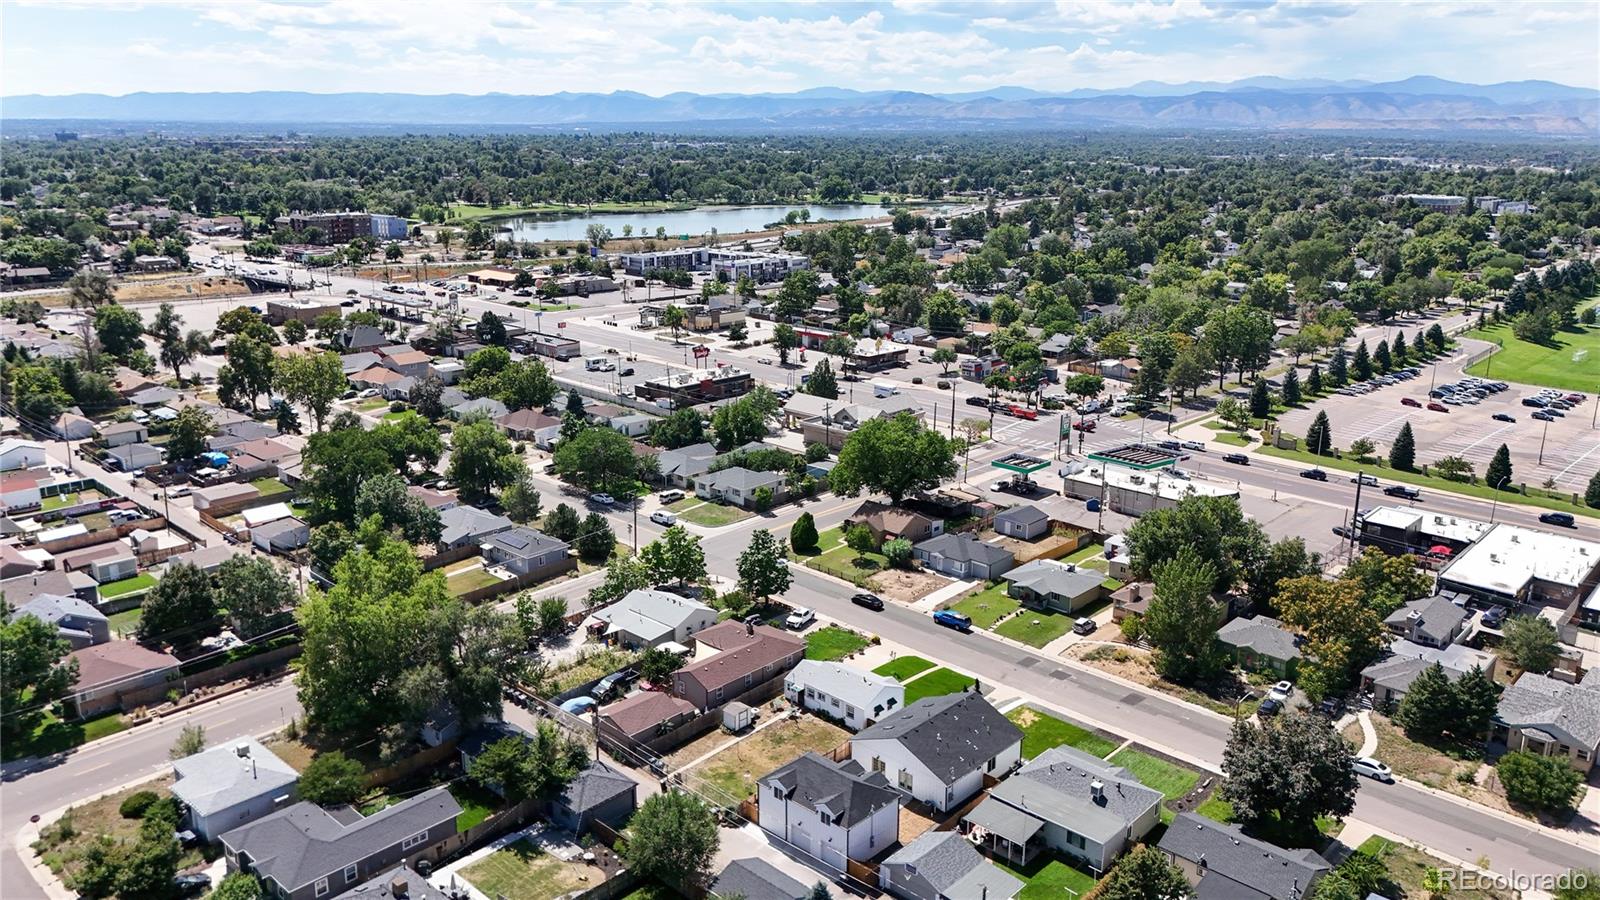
1426, 402, 1449, 413
1383, 485, 1421, 500
1318, 697, 1345, 718
1257, 697, 1283, 717
658, 489, 685, 504
1300, 468, 1327, 481
1268, 680, 1294, 702
1532, 410, 1557, 421
1351, 473, 1379, 486
933, 609, 972, 631
1400, 397, 1421, 408
357, 388, 380, 398
1222, 453, 1250, 465
1480, 606, 1508, 628
1492, 413, 1516, 423
1072, 617, 1097, 636
785, 608, 816, 630
649, 510, 677, 526
1179, 440, 1206, 452
966, 396, 990, 408
1522, 397, 1547, 407
1332, 525, 1355, 539
173, 874, 213, 897
936, 381, 950, 390
851, 593, 885, 611
620, 368, 634, 377
590, 493, 615, 506
595, 668, 638, 700
1351, 756, 1394, 782
1539, 512, 1577, 528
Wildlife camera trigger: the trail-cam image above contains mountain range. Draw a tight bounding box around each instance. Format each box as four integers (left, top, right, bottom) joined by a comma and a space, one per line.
5, 77, 1596, 135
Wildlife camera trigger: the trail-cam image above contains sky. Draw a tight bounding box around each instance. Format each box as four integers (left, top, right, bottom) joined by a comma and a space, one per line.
3, 0, 1596, 97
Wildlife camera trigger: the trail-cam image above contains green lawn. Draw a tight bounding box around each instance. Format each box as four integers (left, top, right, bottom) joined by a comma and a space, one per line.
449, 782, 500, 831
250, 477, 290, 497
672, 500, 753, 528
107, 607, 142, 637
381, 410, 412, 422
903, 667, 977, 704
873, 655, 936, 681
3, 710, 127, 762
461, 837, 598, 900
352, 397, 389, 412
1061, 543, 1105, 566
1465, 316, 1600, 393
805, 625, 870, 661
98, 572, 157, 599
995, 856, 1099, 900
949, 582, 1021, 630
792, 524, 847, 555
994, 607, 1075, 648
805, 541, 888, 587
41, 493, 78, 512
1212, 431, 1251, 447
1108, 747, 1199, 801
1257, 442, 1597, 519
447, 566, 504, 595
1195, 795, 1234, 823
1006, 706, 1117, 759
1199, 794, 1337, 847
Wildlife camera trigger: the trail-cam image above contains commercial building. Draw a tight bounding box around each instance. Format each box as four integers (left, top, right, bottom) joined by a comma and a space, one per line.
1436, 523, 1600, 609
634, 366, 754, 406
1396, 194, 1468, 213
266, 298, 343, 325
369, 214, 408, 241
513, 331, 582, 360
1060, 463, 1237, 517
287, 212, 371, 244
619, 247, 810, 282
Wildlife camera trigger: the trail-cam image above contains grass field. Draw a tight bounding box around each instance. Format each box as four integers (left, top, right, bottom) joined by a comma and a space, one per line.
462, 837, 604, 900
250, 477, 290, 497
995, 856, 1098, 900
903, 667, 977, 704
1108, 747, 1200, 820
805, 625, 870, 661
5, 711, 127, 762
107, 607, 142, 637
667, 498, 754, 527
1465, 315, 1600, 393
41, 493, 79, 512
687, 717, 848, 801
98, 573, 157, 599
873, 655, 936, 681
1006, 706, 1117, 759
949, 583, 1020, 630
994, 607, 1075, 647
449, 782, 500, 831
447, 566, 504, 596
1213, 431, 1251, 447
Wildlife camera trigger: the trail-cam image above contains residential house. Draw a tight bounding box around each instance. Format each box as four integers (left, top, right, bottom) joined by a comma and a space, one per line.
330, 866, 448, 900
405, 486, 457, 513
880, 831, 1023, 900
98, 421, 150, 448
672, 620, 805, 711
993, 506, 1049, 541
380, 350, 433, 380
1039, 333, 1074, 363
610, 413, 655, 438
450, 396, 509, 420
0, 544, 37, 579
68, 641, 181, 716
757, 752, 901, 871
1159, 813, 1330, 900
694, 467, 786, 509
844, 501, 942, 544
480, 526, 573, 580
340, 353, 382, 377
891, 326, 930, 345
599, 691, 699, 744
172, 738, 301, 842
14, 593, 110, 648
2, 567, 99, 606
495, 409, 561, 443
349, 367, 407, 393
964, 745, 1162, 872
128, 386, 179, 407
851, 691, 1023, 813
913, 534, 1015, 581
194, 482, 263, 517
1360, 640, 1496, 708
1490, 670, 1600, 773
57, 543, 138, 584
1002, 560, 1105, 614
0, 438, 45, 471
714, 859, 812, 900
785, 660, 904, 731
657, 442, 719, 488
429, 360, 465, 384
437, 505, 514, 551
2, 470, 44, 511
548, 760, 638, 834
1384, 595, 1469, 648
105, 442, 164, 472
1217, 616, 1302, 677
253, 517, 311, 554
219, 787, 461, 900
340, 325, 388, 353
588, 588, 716, 649
53, 413, 95, 441
169, 543, 240, 576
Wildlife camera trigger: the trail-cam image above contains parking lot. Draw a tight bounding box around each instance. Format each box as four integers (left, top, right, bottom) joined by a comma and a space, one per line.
1277, 367, 1599, 491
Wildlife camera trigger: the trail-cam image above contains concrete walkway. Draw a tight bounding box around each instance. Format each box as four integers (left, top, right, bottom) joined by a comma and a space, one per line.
1355, 711, 1379, 758
911, 577, 980, 613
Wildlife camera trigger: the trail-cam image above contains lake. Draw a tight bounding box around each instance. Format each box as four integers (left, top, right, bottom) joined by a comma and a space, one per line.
497, 203, 895, 243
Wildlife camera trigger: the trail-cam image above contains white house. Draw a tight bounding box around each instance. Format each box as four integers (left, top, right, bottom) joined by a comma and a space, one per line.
757, 752, 901, 872
0, 438, 46, 472
587, 588, 717, 649
851, 691, 1022, 813
171, 739, 300, 843
784, 660, 905, 731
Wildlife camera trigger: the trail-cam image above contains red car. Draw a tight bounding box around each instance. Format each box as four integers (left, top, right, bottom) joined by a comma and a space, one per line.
1073, 420, 1097, 432
1009, 405, 1039, 421
1427, 402, 1449, 413
1401, 397, 1421, 408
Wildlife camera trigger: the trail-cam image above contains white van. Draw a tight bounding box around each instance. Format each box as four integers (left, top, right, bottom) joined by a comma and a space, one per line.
872, 381, 899, 398
585, 357, 615, 372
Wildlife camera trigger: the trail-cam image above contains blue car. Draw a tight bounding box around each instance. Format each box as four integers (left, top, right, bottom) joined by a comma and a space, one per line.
932, 610, 972, 632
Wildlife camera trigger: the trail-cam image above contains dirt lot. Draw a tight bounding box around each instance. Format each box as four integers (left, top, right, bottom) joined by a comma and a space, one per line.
984, 530, 1079, 564
38, 274, 254, 307
870, 567, 950, 602
1066, 642, 1257, 717
683, 716, 849, 804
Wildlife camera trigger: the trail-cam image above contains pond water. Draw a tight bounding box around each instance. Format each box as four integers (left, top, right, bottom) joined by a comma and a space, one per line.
497, 203, 895, 243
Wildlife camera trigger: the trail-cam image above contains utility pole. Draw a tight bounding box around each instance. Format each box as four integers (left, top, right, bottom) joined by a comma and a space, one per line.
1538, 416, 1550, 465
1349, 473, 1365, 559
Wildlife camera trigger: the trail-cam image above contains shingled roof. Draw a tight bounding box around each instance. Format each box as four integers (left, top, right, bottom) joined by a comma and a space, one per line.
853, 691, 1021, 783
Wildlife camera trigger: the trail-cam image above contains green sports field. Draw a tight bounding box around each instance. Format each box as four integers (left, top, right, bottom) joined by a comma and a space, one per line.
1465, 316, 1600, 394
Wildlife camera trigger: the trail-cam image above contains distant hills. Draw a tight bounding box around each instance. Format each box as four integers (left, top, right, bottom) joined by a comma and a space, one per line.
5, 76, 1596, 135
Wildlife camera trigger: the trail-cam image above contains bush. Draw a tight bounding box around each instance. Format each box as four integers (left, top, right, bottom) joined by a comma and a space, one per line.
790, 512, 818, 554
1498, 750, 1583, 811
882, 538, 913, 569
1119, 615, 1143, 642
142, 797, 181, 829
299, 751, 366, 806
844, 523, 877, 554
119, 791, 159, 819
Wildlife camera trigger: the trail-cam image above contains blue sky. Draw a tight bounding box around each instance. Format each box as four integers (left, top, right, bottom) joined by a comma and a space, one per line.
4, 1, 1596, 96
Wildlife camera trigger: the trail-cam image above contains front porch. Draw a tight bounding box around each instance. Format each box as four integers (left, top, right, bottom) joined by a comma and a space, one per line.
961, 795, 1047, 866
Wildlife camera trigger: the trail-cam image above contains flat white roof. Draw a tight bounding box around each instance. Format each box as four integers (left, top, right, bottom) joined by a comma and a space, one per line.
36, 522, 89, 542
241, 502, 294, 528
1440, 523, 1600, 595
1065, 464, 1237, 502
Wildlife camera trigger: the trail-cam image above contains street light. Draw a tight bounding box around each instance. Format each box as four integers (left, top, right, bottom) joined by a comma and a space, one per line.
1537, 416, 1550, 465
1489, 475, 1510, 524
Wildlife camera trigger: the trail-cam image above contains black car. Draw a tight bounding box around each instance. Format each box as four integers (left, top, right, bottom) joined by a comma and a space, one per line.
1480, 606, 1508, 628
1300, 468, 1327, 481
1492, 413, 1516, 423
1257, 697, 1283, 717
1539, 511, 1577, 528
1318, 697, 1345, 718
1383, 485, 1421, 500
851, 592, 885, 611
173, 874, 212, 897
1332, 525, 1354, 539
965, 396, 990, 408
1222, 453, 1250, 465
620, 367, 634, 377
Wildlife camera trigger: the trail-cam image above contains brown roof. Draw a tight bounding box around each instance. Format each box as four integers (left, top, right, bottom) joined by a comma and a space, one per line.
495, 409, 559, 432
351, 366, 405, 385
233, 438, 298, 464
0, 471, 45, 490
679, 623, 805, 693
384, 350, 433, 367
406, 485, 457, 510
70, 641, 180, 691
848, 500, 934, 538
601, 691, 697, 738
57, 542, 135, 569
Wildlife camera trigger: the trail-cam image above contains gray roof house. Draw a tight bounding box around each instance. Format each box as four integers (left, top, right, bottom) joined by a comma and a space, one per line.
128, 385, 179, 407
993, 505, 1050, 541
588, 588, 717, 649
964, 745, 1163, 873
339, 352, 382, 376
548, 760, 638, 835
172, 738, 300, 842
1491, 670, 1600, 774
1384, 595, 1469, 648
15, 593, 110, 648
437, 505, 514, 551
1360, 639, 1496, 707
480, 526, 573, 580
851, 692, 1023, 813
714, 859, 812, 900
220, 787, 461, 900
880, 830, 1024, 900
912, 533, 1015, 580
1217, 616, 1302, 677
1159, 812, 1330, 900
694, 466, 786, 509
253, 517, 311, 554
1003, 560, 1105, 614
757, 752, 902, 868
657, 442, 719, 488
330, 865, 448, 900
450, 396, 509, 420
104, 441, 164, 472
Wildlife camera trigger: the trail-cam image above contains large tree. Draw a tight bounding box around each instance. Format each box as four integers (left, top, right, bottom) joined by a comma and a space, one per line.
300, 426, 396, 523
1273, 576, 1387, 700
220, 334, 276, 412
641, 525, 706, 587
137, 561, 217, 647
1, 604, 79, 748
165, 405, 213, 464
1341, 547, 1432, 618
496, 359, 559, 411
1388, 421, 1416, 471
554, 425, 641, 494
829, 413, 958, 504
1501, 614, 1560, 673
448, 418, 527, 504
623, 791, 721, 891
1126, 495, 1267, 593
710, 387, 779, 451
1220, 712, 1358, 837
218, 555, 298, 638
93, 304, 145, 361
275, 350, 346, 432
1097, 847, 1193, 900
1143, 547, 1226, 683
651, 408, 707, 450
1486, 443, 1514, 490
737, 528, 792, 604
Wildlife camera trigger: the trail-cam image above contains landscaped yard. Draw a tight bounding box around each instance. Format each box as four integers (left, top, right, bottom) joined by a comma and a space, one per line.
107, 606, 142, 637
1006, 705, 1117, 759
805, 625, 870, 661
98, 573, 157, 599
1465, 312, 1600, 394
446, 565, 505, 596
995, 855, 1099, 900
1108, 747, 1199, 822
1197, 793, 1338, 847
994, 607, 1075, 648
250, 477, 291, 497
902, 667, 977, 705
41, 492, 79, 512
805, 540, 889, 587
873, 655, 936, 681
352, 397, 389, 412
948, 582, 1020, 630
1061, 542, 1105, 566
686, 716, 849, 803
1212, 431, 1251, 447
1357, 835, 1516, 900
449, 782, 501, 831
4, 710, 127, 762
29, 775, 208, 891
461, 837, 609, 900
667, 497, 753, 527
1343, 715, 1485, 799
